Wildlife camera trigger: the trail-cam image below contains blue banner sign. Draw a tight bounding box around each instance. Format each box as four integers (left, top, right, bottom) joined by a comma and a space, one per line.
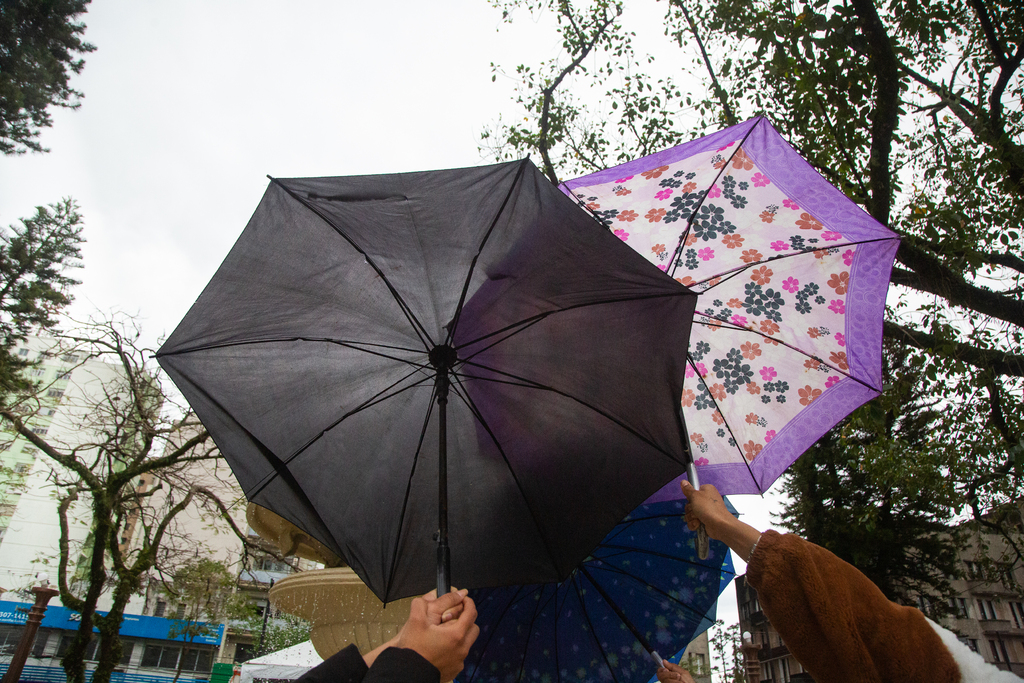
0, 601, 223, 645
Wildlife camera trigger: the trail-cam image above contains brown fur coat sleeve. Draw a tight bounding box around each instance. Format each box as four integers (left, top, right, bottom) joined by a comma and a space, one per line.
745, 530, 961, 683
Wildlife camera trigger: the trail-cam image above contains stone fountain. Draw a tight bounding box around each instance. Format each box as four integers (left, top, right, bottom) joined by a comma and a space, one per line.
246, 503, 414, 659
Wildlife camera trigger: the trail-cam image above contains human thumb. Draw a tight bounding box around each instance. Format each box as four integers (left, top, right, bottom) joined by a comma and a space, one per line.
433, 588, 466, 615
680, 479, 696, 499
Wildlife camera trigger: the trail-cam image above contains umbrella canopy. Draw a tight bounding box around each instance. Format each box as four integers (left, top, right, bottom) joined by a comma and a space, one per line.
157, 158, 699, 602
461, 494, 735, 683
561, 117, 899, 494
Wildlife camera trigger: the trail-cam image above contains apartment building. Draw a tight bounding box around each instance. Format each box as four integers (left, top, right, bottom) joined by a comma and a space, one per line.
0, 335, 300, 683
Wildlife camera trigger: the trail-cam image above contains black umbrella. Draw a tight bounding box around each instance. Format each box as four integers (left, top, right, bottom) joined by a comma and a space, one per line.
156, 158, 698, 602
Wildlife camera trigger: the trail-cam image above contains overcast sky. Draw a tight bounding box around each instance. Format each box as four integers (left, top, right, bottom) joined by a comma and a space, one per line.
0, 0, 785, 637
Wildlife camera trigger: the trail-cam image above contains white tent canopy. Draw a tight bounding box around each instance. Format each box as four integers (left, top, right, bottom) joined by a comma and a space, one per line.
239, 641, 323, 683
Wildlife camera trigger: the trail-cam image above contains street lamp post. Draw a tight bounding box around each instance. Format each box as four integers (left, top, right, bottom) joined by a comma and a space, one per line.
741, 631, 761, 683
2, 578, 59, 683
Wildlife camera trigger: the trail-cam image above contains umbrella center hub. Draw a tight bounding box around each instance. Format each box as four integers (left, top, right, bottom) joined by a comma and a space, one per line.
428, 344, 459, 371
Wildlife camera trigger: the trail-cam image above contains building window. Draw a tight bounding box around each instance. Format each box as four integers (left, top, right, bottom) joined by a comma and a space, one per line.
159, 646, 181, 669
47, 389, 64, 399
61, 354, 79, 363
181, 647, 213, 672
990, 639, 1012, 663
1011, 602, 1024, 629
917, 595, 934, 615
740, 595, 761, 620
1001, 564, 1018, 589
58, 635, 100, 661
17, 348, 29, 357
142, 644, 182, 669
949, 597, 969, 618
257, 556, 292, 573
141, 644, 162, 668
29, 368, 45, 377
31, 630, 50, 658
0, 442, 10, 451
978, 599, 999, 621
120, 640, 135, 665
969, 639, 979, 653
31, 427, 48, 435
154, 600, 166, 617
234, 643, 255, 663
0, 528, 7, 541
175, 603, 186, 619
965, 560, 983, 579
14, 463, 30, 473
56, 372, 71, 381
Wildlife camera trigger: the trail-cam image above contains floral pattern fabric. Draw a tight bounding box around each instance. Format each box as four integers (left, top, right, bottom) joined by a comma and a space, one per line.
461, 499, 734, 683
562, 118, 899, 494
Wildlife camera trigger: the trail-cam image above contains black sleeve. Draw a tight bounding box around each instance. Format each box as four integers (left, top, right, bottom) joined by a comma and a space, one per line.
363, 648, 440, 683
296, 644, 368, 683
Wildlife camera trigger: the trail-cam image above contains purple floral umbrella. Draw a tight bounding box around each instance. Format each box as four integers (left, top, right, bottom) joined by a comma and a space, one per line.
561, 117, 899, 494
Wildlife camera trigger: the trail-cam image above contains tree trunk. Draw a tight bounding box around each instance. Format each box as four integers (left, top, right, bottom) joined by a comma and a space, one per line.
91, 573, 141, 683
62, 501, 113, 683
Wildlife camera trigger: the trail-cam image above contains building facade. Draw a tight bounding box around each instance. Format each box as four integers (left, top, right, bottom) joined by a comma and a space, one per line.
0, 335, 289, 683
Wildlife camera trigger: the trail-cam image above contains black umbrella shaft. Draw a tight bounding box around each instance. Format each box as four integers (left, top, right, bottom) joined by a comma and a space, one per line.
436, 366, 451, 596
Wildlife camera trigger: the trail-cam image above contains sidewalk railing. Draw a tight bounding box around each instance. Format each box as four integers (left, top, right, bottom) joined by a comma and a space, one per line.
0, 663, 209, 683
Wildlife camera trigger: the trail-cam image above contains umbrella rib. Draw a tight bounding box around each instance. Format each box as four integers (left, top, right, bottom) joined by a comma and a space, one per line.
281, 368, 434, 465
171, 370, 345, 553
155, 336, 426, 364
455, 359, 685, 467
446, 158, 531, 347
464, 585, 533, 683
584, 561, 728, 629
382, 375, 438, 601
595, 542, 735, 576
578, 566, 660, 660
454, 317, 544, 365
667, 117, 764, 280
455, 290, 695, 356
685, 353, 761, 488
573, 571, 626, 683
246, 367, 434, 497
688, 235, 899, 290
269, 176, 435, 350
447, 372, 564, 574
690, 313, 877, 392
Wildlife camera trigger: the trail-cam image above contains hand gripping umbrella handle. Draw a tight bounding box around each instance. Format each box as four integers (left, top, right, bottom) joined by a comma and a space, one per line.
686, 463, 710, 560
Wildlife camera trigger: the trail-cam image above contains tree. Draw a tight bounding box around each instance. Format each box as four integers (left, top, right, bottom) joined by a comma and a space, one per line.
486, 0, 1024, 559
707, 619, 745, 683
0, 198, 84, 397
777, 345, 963, 607
0, 317, 252, 683
164, 559, 249, 683
0, 0, 94, 155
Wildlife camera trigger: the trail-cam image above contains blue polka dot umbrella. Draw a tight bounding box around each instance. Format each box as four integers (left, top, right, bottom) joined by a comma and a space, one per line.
461, 490, 735, 683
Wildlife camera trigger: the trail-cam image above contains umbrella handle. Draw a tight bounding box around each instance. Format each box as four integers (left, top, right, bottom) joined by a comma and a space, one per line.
686, 463, 710, 561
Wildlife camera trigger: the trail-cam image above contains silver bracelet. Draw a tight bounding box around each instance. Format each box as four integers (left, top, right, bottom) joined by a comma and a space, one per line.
748, 532, 764, 561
